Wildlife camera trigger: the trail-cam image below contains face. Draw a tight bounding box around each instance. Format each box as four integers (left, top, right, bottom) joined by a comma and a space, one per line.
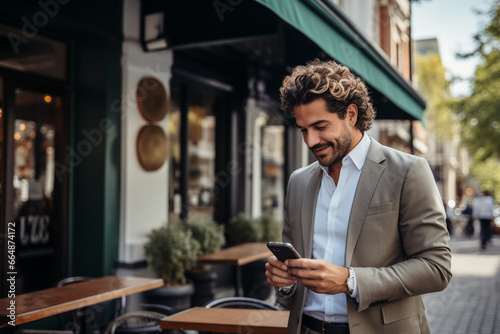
294, 98, 360, 169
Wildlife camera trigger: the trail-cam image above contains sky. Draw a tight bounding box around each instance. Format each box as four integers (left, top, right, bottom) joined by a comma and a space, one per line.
412, 0, 496, 97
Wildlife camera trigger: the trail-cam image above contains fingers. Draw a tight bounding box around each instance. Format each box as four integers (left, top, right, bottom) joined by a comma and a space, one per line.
265, 256, 298, 287
285, 260, 349, 295
267, 255, 288, 270
284, 258, 318, 269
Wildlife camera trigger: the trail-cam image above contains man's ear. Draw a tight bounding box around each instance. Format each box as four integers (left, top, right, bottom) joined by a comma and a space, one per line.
346, 104, 358, 125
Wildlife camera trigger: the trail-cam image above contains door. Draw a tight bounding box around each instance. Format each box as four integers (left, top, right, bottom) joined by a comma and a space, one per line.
2, 82, 68, 294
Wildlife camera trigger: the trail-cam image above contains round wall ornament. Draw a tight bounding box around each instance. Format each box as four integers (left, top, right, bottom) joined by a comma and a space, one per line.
136, 77, 168, 122
136, 124, 168, 171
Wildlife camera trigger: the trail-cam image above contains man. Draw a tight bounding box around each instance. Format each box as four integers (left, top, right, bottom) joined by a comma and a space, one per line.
472, 190, 495, 249
265, 59, 452, 334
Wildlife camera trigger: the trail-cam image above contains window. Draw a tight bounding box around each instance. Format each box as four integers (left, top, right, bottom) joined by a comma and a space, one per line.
261, 124, 284, 220
0, 27, 69, 293
5, 88, 66, 292
168, 85, 222, 223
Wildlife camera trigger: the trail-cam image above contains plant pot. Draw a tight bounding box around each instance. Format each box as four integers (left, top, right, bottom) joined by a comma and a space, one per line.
142, 281, 195, 312
242, 259, 272, 300
186, 270, 218, 306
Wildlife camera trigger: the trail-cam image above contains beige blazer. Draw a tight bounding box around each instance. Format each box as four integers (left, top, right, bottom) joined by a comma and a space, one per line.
281, 138, 452, 334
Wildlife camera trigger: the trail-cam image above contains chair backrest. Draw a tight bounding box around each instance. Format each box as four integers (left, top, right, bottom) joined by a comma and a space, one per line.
57, 276, 95, 288
56, 276, 105, 334
105, 305, 181, 334
204, 297, 279, 310
141, 303, 176, 316
104, 311, 166, 334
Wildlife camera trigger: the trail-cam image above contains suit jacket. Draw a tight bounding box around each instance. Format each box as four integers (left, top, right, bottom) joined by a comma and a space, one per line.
280, 138, 452, 334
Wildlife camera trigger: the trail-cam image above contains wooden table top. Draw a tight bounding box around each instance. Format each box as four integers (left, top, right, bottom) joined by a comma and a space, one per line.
197, 242, 272, 266
0, 275, 164, 326
160, 307, 289, 334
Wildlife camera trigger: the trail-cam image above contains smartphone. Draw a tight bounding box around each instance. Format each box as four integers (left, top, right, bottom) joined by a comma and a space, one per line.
267, 242, 302, 262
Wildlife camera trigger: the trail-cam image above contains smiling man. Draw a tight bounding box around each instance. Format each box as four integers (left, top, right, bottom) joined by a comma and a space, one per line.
265, 59, 452, 334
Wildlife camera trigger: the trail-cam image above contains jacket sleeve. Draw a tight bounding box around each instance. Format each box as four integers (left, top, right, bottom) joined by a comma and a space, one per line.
276, 172, 298, 308
354, 157, 452, 312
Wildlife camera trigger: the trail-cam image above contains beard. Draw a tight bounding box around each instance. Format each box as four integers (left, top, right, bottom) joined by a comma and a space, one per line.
310, 123, 352, 167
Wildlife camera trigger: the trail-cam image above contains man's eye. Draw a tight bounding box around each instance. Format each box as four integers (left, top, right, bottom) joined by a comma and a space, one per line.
315, 126, 326, 131
299, 128, 306, 133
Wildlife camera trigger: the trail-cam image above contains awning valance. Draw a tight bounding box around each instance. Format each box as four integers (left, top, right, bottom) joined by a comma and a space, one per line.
254, 0, 426, 122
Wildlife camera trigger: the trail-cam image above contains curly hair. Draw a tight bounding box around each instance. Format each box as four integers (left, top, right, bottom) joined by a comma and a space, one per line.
280, 59, 376, 132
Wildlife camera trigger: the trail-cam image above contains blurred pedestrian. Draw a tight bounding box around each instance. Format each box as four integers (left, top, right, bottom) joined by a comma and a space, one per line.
461, 202, 474, 237
472, 190, 495, 250
443, 200, 453, 236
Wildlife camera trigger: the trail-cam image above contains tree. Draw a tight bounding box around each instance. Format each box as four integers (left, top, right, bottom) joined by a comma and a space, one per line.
468, 153, 500, 200
414, 52, 456, 139
452, 1, 500, 161
445, 1, 500, 200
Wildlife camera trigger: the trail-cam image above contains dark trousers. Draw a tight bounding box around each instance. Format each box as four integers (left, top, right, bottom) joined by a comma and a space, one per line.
479, 219, 493, 249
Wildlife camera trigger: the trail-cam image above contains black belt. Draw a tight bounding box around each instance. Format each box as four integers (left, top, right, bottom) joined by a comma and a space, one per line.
302, 314, 349, 334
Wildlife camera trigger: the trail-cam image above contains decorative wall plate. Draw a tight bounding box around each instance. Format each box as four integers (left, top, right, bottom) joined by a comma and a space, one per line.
136, 124, 168, 171
136, 77, 168, 122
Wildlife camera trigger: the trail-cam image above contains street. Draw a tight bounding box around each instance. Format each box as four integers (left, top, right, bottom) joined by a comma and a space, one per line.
423, 235, 500, 333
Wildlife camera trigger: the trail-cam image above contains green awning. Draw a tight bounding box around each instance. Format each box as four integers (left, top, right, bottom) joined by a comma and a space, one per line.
254, 0, 425, 122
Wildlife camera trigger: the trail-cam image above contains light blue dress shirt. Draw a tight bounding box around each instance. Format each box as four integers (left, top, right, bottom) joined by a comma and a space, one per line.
303, 133, 370, 323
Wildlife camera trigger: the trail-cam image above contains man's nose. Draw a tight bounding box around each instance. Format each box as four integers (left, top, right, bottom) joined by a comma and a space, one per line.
304, 131, 320, 147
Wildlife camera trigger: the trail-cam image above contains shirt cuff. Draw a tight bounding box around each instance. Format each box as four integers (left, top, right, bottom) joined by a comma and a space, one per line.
350, 269, 360, 303
280, 284, 295, 295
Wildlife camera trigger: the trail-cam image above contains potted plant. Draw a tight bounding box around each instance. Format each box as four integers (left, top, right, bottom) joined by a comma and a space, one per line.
228, 213, 283, 299
184, 220, 226, 305
259, 213, 283, 243
227, 212, 262, 244
143, 222, 200, 312
228, 212, 282, 244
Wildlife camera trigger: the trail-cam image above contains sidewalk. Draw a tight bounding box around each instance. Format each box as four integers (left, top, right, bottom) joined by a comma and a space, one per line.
422, 234, 500, 334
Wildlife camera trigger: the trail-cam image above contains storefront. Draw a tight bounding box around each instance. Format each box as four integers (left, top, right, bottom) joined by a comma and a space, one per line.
1, 0, 425, 298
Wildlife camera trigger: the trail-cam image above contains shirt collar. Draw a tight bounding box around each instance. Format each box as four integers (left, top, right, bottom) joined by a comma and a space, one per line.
319, 133, 371, 174
348, 133, 371, 170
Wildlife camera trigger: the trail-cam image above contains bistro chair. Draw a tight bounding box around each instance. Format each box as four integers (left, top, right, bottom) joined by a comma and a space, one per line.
204, 296, 279, 310
56, 276, 112, 334
200, 297, 280, 334
104, 303, 184, 334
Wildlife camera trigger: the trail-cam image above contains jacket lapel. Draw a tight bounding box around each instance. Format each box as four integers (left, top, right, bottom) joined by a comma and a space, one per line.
301, 165, 323, 258
345, 139, 385, 266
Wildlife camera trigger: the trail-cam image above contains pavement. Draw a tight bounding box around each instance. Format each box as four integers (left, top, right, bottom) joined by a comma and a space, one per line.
422, 234, 500, 334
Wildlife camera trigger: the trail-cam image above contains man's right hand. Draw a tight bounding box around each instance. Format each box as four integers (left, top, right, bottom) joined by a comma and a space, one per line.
265, 255, 298, 287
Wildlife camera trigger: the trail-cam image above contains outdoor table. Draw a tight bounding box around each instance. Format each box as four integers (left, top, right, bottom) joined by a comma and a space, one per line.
0, 275, 164, 327
197, 242, 272, 296
160, 307, 289, 334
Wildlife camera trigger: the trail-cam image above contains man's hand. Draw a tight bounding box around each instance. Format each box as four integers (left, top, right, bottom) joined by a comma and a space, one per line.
285, 258, 349, 295
265, 255, 298, 287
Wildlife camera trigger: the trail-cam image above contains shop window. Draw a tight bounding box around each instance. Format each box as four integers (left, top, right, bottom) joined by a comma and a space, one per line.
12, 89, 63, 293
261, 124, 284, 220
187, 90, 217, 222
168, 85, 220, 223
0, 23, 67, 81
244, 108, 285, 222
0, 26, 68, 294
168, 85, 181, 222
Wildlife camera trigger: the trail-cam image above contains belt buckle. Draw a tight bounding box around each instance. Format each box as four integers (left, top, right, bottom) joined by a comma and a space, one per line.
322, 321, 333, 334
